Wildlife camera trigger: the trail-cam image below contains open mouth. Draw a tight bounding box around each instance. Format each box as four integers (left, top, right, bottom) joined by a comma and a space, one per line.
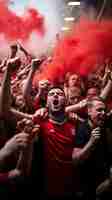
53, 99, 59, 105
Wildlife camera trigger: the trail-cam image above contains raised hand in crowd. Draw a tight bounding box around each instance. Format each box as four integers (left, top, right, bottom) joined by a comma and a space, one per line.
31, 58, 45, 72
90, 127, 102, 144
37, 79, 50, 96
7, 57, 21, 74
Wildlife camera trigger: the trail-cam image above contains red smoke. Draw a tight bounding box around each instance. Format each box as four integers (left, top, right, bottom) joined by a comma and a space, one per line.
33, 19, 112, 86
0, 0, 45, 41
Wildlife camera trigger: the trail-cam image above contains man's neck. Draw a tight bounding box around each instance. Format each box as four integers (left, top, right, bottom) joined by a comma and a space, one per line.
88, 119, 98, 129
88, 119, 93, 128
49, 111, 67, 125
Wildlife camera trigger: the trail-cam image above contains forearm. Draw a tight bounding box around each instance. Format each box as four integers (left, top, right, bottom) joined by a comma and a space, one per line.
0, 68, 11, 114
0, 145, 13, 167
18, 64, 31, 78
72, 139, 97, 165
0, 59, 7, 70
66, 99, 87, 113
10, 108, 32, 120
101, 72, 109, 88
100, 79, 112, 101
20, 47, 29, 57
16, 144, 33, 176
66, 104, 81, 113
96, 178, 112, 196
23, 69, 35, 105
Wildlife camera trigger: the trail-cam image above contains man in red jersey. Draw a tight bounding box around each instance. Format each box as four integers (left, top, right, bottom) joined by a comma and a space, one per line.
0, 57, 76, 199
33, 87, 76, 199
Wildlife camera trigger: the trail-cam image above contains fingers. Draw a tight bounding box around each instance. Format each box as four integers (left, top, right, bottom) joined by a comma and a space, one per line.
91, 127, 101, 142
80, 99, 87, 107
14, 133, 31, 148
92, 127, 101, 134
7, 57, 20, 65
40, 108, 48, 118
4, 132, 31, 154
17, 119, 33, 132
14, 132, 29, 139
30, 125, 40, 140
17, 118, 40, 142
39, 80, 50, 89
31, 58, 44, 70
33, 108, 48, 119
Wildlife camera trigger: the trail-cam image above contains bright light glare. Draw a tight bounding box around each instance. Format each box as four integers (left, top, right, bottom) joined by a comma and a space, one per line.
64, 17, 75, 21
68, 1, 80, 6
61, 27, 70, 31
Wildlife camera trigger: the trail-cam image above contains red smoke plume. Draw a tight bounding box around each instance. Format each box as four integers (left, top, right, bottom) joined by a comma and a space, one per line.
33, 19, 112, 86
0, 0, 45, 40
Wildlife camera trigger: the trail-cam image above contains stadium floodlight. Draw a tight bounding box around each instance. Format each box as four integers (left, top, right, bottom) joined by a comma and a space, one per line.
61, 27, 70, 31
68, 1, 80, 6
64, 17, 75, 21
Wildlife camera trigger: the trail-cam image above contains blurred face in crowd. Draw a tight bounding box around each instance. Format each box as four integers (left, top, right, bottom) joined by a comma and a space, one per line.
68, 87, 81, 105
68, 74, 81, 88
88, 100, 106, 127
87, 87, 99, 100
47, 88, 66, 112
15, 95, 24, 108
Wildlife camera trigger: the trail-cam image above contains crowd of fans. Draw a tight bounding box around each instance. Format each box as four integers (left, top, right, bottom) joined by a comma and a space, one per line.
0, 43, 112, 199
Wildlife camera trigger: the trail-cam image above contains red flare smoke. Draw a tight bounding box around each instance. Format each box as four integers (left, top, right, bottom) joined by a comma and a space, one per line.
33, 19, 112, 86
0, 1, 45, 40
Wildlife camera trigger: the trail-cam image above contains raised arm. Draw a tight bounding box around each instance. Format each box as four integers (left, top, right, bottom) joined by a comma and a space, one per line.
72, 127, 101, 165
10, 108, 33, 120
101, 62, 110, 88
65, 99, 87, 113
18, 42, 31, 58
100, 71, 112, 101
0, 58, 7, 72
0, 57, 21, 116
23, 59, 43, 108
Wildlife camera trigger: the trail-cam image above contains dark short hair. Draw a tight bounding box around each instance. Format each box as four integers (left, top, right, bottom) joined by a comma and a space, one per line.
48, 86, 64, 93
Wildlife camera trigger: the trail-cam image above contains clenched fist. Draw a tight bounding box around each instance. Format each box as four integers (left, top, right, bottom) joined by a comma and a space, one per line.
4, 133, 30, 155
90, 127, 101, 144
